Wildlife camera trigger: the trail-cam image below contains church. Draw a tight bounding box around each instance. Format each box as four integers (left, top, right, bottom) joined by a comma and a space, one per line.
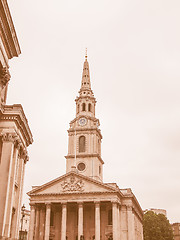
27, 54, 144, 240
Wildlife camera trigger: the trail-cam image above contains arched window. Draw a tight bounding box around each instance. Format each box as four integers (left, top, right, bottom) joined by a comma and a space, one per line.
82, 103, 86, 111
88, 103, 91, 112
108, 209, 112, 225
77, 104, 80, 113
79, 136, 85, 152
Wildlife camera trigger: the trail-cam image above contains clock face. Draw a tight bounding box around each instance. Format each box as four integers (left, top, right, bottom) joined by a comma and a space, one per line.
77, 162, 86, 171
78, 118, 87, 126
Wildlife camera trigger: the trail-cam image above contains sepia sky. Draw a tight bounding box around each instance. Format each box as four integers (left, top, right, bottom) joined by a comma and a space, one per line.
7, 0, 180, 223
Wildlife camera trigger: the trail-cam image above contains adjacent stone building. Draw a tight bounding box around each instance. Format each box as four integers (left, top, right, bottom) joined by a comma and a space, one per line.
172, 223, 180, 240
144, 208, 167, 216
27, 55, 144, 240
0, 1, 33, 239
19, 207, 30, 240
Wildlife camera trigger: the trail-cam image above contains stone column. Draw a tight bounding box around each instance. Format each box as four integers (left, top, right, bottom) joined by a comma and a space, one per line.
4, 138, 20, 237
0, 132, 16, 237
78, 202, 83, 240
95, 201, 100, 240
28, 204, 36, 240
39, 206, 46, 240
44, 203, 51, 240
34, 206, 40, 240
117, 205, 120, 240
127, 205, 135, 240
112, 202, 118, 240
61, 203, 67, 240
14, 148, 28, 239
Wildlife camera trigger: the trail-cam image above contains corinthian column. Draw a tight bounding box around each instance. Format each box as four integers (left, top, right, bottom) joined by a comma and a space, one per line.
0, 132, 16, 237
34, 206, 40, 240
28, 204, 36, 240
44, 203, 51, 240
78, 202, 83, 240
95, 201, 100, 240
112, 201, 118, 240
61, 203, 67, 240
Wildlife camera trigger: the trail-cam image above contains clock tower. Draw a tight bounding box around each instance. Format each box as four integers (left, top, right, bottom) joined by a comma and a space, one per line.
65, 53, 103, 182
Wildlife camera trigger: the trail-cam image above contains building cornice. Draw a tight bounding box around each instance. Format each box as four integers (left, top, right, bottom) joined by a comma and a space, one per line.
68, 126, 102, 139
0, 104, 33, 146
65, 153, 104, 164
0, 0, 21, 60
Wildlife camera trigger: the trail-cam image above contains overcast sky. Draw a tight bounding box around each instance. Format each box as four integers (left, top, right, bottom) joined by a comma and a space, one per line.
7, 0, 180, 223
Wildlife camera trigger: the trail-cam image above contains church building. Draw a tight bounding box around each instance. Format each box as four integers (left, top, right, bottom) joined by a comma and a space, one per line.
27, 55, 144, 240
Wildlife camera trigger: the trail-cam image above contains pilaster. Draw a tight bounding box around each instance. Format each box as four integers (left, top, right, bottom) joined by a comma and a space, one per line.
127, 205, 135, 240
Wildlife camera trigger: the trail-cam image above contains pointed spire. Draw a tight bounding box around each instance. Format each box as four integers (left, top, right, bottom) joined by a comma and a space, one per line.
81, 48, 91, 90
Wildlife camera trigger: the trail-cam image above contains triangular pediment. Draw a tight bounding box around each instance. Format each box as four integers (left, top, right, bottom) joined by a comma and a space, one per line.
27, 171, 118, 196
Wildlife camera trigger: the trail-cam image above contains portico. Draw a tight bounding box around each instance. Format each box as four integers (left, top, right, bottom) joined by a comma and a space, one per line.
28, 199, 122, 240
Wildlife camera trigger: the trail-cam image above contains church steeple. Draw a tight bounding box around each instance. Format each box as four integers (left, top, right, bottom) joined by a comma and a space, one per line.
80, 50, 91, 91
65, 54, 103, 182
75, 52, 96, 118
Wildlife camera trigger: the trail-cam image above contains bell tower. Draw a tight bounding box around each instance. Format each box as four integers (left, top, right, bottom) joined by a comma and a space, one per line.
65, 52, 103, 182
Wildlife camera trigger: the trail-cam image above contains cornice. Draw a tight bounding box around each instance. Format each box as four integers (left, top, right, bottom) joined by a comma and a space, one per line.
68, 127, 102, 139
65, 153, 104, 164
29, 191, 118, 197
0, 0, 21, 59
75, 95, 96, 103
70, 115, 99, 124
0, 104, 33, 146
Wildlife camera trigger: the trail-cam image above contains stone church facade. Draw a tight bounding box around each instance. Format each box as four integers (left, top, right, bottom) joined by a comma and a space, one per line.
0, 1, 33, 239
28, 55, 144, 240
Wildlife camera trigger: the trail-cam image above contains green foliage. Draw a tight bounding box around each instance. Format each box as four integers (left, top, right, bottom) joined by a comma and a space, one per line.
143, 211, 174, 240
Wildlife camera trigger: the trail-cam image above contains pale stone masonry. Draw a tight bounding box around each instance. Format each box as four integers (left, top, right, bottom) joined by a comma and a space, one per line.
0, 1, 33, 239
28, 55, 144, 240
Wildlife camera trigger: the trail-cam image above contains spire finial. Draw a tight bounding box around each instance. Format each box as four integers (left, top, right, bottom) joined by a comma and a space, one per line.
85, 48, 87, 60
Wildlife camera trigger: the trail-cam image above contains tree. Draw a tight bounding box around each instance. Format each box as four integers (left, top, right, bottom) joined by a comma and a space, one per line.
143, 211, 174, 240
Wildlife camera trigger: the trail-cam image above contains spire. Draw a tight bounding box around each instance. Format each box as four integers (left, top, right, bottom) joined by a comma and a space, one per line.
80, 49, 91, 90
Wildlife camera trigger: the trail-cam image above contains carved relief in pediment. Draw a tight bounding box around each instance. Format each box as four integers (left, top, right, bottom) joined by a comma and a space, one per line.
61, 176, 84, 192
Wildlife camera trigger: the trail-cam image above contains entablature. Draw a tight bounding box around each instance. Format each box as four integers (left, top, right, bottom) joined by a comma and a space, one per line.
0, 104, 33, 146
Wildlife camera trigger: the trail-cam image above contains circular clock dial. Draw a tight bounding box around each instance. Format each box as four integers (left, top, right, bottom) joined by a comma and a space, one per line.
77, 162, 86, 171
78, 118, 87, 126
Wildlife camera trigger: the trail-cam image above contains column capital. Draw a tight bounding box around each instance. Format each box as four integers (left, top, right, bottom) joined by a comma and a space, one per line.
1, 132, 17, 143
111, 200, 120, 206
77, 201, 84, 206
61, 201, 67, 205
94, 201, 100, 206
0, 66, 11, 88
126, 204, 133, 211
45, 202, 51, 208
19, 147, 29, 163
29, 203, 36, 210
